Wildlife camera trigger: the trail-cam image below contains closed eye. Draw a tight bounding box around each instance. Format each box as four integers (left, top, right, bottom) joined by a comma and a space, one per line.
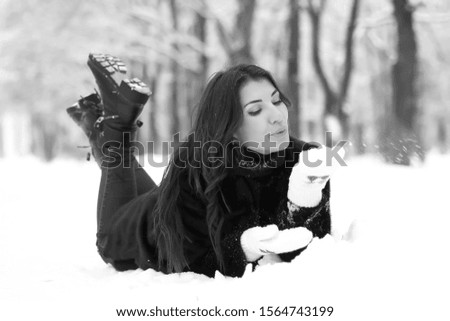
248, 109, 261, 116
273, 99, 283, 106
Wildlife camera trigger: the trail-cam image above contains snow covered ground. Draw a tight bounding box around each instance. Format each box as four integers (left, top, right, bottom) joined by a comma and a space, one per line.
0, 153, 449, 320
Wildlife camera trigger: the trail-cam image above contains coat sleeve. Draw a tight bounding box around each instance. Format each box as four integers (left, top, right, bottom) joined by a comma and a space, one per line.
277, 181, 331, 262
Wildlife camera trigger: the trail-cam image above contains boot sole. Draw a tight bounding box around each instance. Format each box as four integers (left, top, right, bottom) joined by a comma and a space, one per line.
87, 53, 127, 92
87, 53, 151, 105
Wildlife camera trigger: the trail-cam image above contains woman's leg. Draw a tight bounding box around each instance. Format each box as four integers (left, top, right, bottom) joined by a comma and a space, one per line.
84, 54, 152, 267
133, 157, 157, 196
95, 151, 142, 270
96, 154, 157, 232
96, 155, 137, 234
94, 143, 161, 273
135, 165, 157, 195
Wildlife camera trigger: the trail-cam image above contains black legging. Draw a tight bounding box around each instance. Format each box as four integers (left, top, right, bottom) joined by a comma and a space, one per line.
96, 154, 157, 251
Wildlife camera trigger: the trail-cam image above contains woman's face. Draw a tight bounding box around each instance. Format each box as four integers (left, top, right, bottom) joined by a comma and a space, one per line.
234, 79, 289, 154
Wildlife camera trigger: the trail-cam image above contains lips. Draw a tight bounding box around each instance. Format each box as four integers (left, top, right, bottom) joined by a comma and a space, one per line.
271, 128, 287, 136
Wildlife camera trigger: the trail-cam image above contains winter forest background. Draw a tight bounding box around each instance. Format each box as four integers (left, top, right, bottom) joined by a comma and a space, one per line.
0, 0, 449, 163
1, 1, 450, 320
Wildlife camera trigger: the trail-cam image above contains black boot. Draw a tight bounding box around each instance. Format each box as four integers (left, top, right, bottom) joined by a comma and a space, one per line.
87, 54, 150, 128
66, 92, 105, 167
86, 53, 151, 167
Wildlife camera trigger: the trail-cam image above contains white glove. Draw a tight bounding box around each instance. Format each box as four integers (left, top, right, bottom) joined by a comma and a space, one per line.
240, 225, 279, 262
288, 145, 345, 207
263, 226, 313, 254
240, 225, 313, 262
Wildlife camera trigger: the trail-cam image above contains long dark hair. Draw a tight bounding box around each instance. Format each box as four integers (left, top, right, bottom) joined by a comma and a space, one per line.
153, 64, 290, 273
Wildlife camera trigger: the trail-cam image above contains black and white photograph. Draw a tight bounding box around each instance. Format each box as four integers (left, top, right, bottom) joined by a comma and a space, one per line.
0, 0, 449, 320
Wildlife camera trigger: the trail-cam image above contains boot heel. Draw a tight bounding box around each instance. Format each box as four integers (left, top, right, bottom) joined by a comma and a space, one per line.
119, 78, 151, 105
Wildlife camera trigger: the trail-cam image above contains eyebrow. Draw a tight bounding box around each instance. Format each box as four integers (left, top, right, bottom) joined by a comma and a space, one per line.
243, 90, 279, 108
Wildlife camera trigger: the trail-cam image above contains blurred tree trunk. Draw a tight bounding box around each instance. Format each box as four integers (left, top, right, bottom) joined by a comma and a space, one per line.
186, 2, 208, 120
31, 113, 59, 161
233, 0, 256, 64
216, 0, 256, 65
146, 62, 162, 147
437, 119, 448, 153
148, 0, 163, 146
169, 0, 180, 136
381, 0, 423, 165
307, 0, 360, 141
194, 3, 208, 88
354, 124, 366, 154
0, 121, 3, 157
287, 0, 300, 138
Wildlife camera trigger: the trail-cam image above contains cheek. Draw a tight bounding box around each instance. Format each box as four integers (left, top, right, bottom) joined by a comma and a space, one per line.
246, 116, 266, 133
281, 105, 289, 119
235, 116, 264, 141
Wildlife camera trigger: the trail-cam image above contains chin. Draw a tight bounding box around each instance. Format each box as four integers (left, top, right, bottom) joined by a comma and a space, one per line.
276, 132, 290, 148
262, 136, 290, 154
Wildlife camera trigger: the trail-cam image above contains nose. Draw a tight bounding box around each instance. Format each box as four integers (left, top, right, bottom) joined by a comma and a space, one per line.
268, 104, 283, 124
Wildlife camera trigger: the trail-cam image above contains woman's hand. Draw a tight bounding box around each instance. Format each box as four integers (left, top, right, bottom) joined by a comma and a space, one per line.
241, 225, 279, 262
240, 225, 313, 262
262, 226, 313, 254
288, 145, 345, 207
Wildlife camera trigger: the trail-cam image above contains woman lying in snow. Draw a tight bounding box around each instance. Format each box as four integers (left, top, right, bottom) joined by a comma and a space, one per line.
67, 54, 344, 278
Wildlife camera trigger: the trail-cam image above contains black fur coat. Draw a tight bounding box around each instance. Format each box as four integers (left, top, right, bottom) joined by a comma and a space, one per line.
97, 138, 331, 278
